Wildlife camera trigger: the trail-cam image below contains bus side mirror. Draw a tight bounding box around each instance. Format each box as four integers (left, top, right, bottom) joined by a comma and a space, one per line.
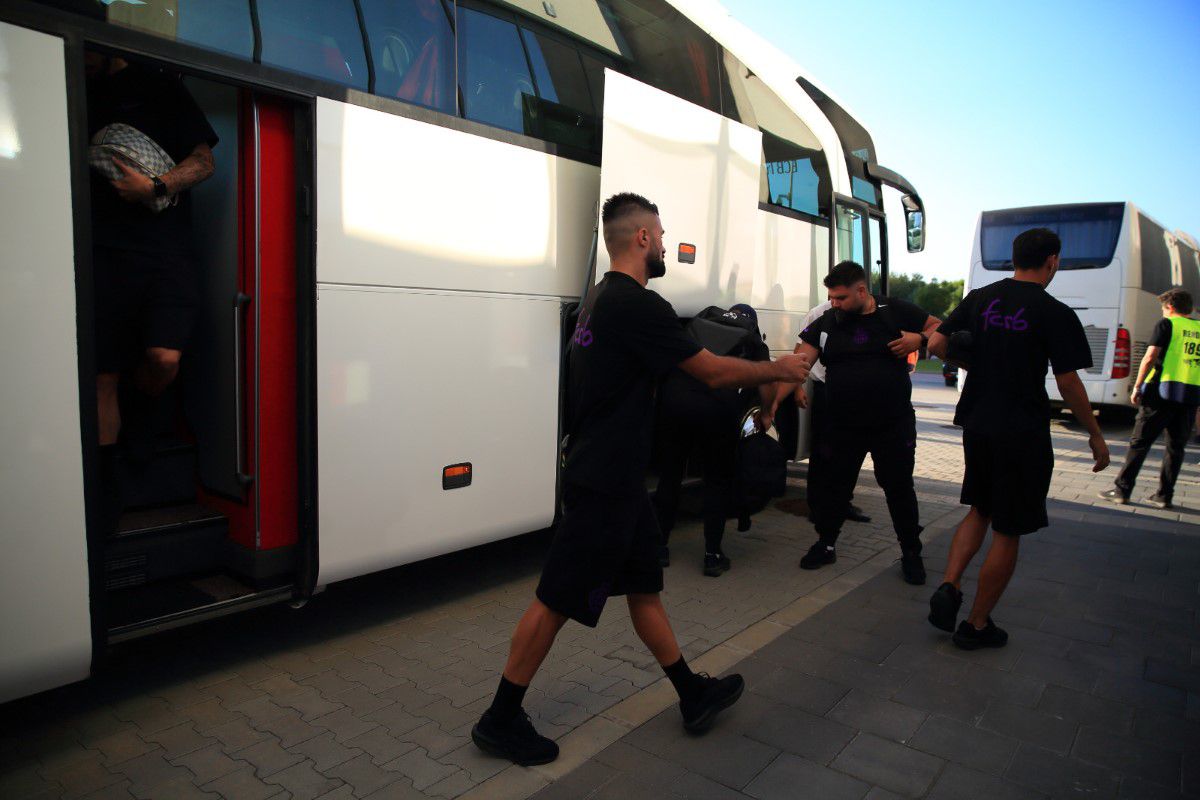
903, 195, 925, 253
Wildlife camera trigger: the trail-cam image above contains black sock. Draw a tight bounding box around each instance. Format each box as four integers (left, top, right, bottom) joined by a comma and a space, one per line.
663, 655, 703, 701
488, 676, 527, 723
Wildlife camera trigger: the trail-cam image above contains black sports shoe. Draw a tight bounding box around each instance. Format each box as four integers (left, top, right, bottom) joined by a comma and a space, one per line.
901, 550, 926, 585
658, 546, 671, 568
1098, 488, 1129, 505
1147, 492, 1174, 509
680, 673, 744, 733
703, 552, 731, 577
845, 504, 872, 523
952, 618, 1008, 651
928, 582, 962, 632
800, 542, 836, 570
471, 710, 559, 766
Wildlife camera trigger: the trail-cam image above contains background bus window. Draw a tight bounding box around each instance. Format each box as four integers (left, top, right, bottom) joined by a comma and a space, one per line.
257, 0, 368, 91
457, 8, 536, 134
361, 0, 455, 114
836, 204, 866, 266
981, 204, 1123, 270
32, 0, 255, 59
518, 28, 599, 151
1138, 215, 1174, 294
1179, 242, 1200, 299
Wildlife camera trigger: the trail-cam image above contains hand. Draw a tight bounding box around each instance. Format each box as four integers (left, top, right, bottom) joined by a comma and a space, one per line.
776, 353, 810, 383
794, 385, 808, 409
111, 157, 155, 203
888, 331, 924, 358
754, 407, 774, 432
1130, 389, 1142, 406
1089, 432, 1110, 472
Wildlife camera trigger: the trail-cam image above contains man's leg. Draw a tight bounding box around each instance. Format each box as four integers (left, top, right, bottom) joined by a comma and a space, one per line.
135, 346, 182, 396
1112, 404, 1168, 498
1155, 404, 1192, 503
965, 532, 1020, 629
869, 417, 924, 583
627, 593, 682, 666
809, 432, 867, 548
501, 599, 568, 686
942, 507, 990, 588
97, 372, 121, 446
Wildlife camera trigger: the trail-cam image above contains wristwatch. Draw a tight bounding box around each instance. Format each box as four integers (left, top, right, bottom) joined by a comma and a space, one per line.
152, 175, 168, 198
919, 332, 929, 349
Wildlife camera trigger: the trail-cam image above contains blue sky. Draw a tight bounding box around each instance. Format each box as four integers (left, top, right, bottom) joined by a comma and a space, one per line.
720, 0, 1200, 284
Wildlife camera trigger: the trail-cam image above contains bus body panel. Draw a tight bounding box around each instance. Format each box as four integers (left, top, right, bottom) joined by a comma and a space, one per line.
316, 285, 561, 587
751, 208, 828, 353
596, 70, 763, 316
315, 99, 598, 300
0, 21, 93, 702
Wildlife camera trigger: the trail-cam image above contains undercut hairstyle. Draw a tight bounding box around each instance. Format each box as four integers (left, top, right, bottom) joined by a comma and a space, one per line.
823, 260, 866, 288
1012, 228, 1061, 270
1158, 287, 1193, 315
601, 192, 659, 250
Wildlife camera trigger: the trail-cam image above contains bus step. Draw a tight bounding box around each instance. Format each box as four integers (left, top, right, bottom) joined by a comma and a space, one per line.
106, 504, 228, 588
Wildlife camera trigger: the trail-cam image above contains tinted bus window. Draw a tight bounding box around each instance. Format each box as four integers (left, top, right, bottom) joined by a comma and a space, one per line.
1178, 243, 1200, 299
361, 0, 455, 114
34, 0, 254, 59
519, 28, 599, 151
258, 0, 368, 91
981, 204, 1124, 270
1138, 215, 1173, 294
457, 8, 536, 134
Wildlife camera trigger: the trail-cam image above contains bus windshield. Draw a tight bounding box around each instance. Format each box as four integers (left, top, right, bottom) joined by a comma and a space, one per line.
981, 203, 1124, 270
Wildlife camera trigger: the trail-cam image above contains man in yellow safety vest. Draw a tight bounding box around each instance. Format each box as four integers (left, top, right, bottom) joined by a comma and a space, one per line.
1100, 287, 1200, 509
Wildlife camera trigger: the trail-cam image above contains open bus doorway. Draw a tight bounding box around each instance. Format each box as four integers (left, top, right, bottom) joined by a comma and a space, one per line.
84, 47, 309, 642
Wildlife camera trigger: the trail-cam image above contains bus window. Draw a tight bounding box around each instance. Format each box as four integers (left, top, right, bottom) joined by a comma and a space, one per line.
980, 204, 1123, 270
1139, 215, 1174, 294
851, 176, 882, 208
33, 0, 255, 60
519, 28, 599, 151
457, 7, 536, 135
257, 0, 368, 91
868, 215, 886, 292
360, 0, 455, 114
836, 203, 866, 266
1180, 243, 1200, 299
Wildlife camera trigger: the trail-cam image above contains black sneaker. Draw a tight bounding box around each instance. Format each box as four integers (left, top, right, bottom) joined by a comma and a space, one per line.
658, 546, 671, 568
1147, 492, 1173, 510
901, 551, 926, 585
703, 552, 731, 577
680, 673, 744, 733
800, 542, 836, 570
471, 709, 559, 766
952, 618, 1008, 651
845, 504, 872, 523
1098, 488, 1129, 505
928, 582, 962, 632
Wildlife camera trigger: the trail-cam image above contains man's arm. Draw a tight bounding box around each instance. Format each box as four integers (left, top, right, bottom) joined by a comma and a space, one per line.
679, 348, 809, 390
1054, 370, 1110, 472
110, 143, 215, 203
888, 313, 942, 358
927, 331, 949, 360
1130, 345, 1161, 405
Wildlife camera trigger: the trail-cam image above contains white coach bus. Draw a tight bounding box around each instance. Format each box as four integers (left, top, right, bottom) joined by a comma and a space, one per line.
0, 0, 925, 701
965, 202, 1198, 412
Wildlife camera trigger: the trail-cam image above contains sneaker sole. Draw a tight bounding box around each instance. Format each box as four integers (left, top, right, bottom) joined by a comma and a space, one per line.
471, 725, 559, 767
683, 680, 745, 734
703, 564, 731, 577
799, 556, 835, 570
927, 594, 961, 632
951, 633, 1008, 651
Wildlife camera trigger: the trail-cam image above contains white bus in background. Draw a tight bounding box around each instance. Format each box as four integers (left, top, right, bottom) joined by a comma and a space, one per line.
0, 0, 925, 702
964, 202, 1199, 412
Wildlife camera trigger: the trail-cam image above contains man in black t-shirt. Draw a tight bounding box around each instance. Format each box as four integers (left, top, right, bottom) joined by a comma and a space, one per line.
1100, 288, 1200, 509
472, 193, 810, 767
777, 261, 940, 585
86, 52, 217, 502
928, 228, 1109, 650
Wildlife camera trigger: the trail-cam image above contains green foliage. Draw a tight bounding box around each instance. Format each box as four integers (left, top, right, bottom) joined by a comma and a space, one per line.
888, 273, 964, 319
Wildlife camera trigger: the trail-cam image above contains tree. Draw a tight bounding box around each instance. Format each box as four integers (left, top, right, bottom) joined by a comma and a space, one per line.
888, 273, 963, 319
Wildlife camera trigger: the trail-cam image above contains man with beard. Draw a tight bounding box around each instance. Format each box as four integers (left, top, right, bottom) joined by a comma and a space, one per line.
472, 193, 811, 766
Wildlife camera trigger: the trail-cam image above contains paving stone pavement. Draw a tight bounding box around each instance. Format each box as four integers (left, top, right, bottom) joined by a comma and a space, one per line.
2, 377, 1197, 799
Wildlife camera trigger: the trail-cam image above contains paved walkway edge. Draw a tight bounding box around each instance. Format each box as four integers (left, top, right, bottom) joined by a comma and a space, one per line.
458, 505, 967, 800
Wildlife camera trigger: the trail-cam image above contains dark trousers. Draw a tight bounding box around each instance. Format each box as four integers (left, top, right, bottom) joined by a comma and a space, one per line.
653, 392, 736, 554
808, 380, 859, 515
810, 411, 922, 550
1115, 397, 1195, 500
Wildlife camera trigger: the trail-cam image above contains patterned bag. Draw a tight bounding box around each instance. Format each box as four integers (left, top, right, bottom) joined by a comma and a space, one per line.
88, 123, 177, 213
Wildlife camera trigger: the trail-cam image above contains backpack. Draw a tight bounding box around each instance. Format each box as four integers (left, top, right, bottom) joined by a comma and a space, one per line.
732, 408, 787, 516
686, 305, 763, 360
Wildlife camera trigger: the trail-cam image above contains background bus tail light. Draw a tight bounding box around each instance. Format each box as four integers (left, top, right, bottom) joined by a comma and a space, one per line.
1112, 327, 1131, 379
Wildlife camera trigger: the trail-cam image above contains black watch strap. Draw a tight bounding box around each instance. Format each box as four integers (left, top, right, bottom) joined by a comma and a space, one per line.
152, 176, 168, 198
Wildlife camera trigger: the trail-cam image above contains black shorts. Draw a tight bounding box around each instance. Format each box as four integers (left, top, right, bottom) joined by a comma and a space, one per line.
535, 483, 664, 627
961, 427, 1053, 535
94, 247, 198, 373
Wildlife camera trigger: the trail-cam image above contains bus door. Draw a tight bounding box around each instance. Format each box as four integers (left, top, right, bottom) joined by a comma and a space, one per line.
596, 70, 762, 312
835, 197, 888, 293
0, 21, 93, 701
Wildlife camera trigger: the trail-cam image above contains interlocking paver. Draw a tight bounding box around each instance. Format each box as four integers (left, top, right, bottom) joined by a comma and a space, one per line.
264, 758, 345, 800
169, 742, 245, 785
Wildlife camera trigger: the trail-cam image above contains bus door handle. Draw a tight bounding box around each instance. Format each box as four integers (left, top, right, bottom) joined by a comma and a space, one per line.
233, 292, 254, 489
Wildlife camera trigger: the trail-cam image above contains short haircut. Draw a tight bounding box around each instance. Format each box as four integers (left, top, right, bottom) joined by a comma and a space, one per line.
601, 192, 659, 250
1158, 287, 1193, 315
823, 260, 866, 288
1012, 228, 1061, 270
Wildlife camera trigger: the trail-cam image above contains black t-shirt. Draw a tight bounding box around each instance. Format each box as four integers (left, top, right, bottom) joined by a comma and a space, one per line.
799, 296, 927, 428
1145, 318, 1174, 389
562, 272, 703, 496
87, 63, 219, 254
938, 278, 1091, 433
